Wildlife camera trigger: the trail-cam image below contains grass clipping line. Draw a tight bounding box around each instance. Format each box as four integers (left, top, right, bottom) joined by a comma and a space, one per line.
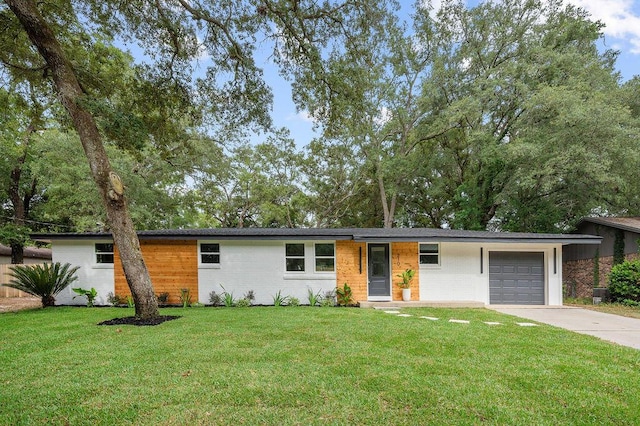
98, 315, 181, 326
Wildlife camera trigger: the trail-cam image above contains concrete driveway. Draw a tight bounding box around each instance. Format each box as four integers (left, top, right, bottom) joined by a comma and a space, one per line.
489, 306, 640, 350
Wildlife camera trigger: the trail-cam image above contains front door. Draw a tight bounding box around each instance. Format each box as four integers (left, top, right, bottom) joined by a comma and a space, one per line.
368, 243, 391, 300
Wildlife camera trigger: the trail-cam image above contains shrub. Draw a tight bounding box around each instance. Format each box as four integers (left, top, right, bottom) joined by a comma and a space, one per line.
107, 292, 124, 306
220, 285, 235, 307
336, 282, 353, 306
320, 290, 335, 307
236, 298, 251, 308
209, 291, 222, 306
179, 288, 192, 308
272, 290, 289, 307
608, 260, 640, 305
307, 288, 321, 307
6, 262, 79, 307
156, 292, 169, 305
72, 287, 98, 307
243, 290, 255, 303
288, 297, 300, 307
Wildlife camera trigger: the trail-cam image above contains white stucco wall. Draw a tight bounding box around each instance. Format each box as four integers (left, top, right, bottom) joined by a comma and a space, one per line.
198, 240, 337, 305
51, 240, 115, 306
419, 242, 563, 305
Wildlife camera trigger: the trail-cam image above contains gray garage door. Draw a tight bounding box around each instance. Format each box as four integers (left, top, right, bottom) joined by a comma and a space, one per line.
489, 252, 544, 305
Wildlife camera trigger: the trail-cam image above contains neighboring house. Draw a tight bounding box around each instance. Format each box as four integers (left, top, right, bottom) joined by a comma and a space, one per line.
0, 244, 52, 265
0, 244, 52, 297
563, 217, 640, 298
34, 228, 599, 307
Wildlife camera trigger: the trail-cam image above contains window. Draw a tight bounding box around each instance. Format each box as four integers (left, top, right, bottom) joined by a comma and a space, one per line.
201, 243, 220, 264
285, 243, 305, 272
315, 243, 335, 272
419, 243, 439, 265
95, 243, 114, 264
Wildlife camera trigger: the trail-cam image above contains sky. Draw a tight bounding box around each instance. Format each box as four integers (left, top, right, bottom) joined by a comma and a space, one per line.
267, 0, 640, 148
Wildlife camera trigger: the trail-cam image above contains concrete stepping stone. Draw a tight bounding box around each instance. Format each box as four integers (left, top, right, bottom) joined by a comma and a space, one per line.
449, 319, 470, 324
483, 321, 502, 326
419, 316, 439, 321
397, 314, 413, 317
383, 310, 401, 314
516, 322, 538, 327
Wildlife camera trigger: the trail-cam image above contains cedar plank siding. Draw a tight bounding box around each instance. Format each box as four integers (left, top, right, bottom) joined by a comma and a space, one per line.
336, 240, 368, 302
391, 242, 420, 301
336, 240, 420, 302
115, 240, 198, 304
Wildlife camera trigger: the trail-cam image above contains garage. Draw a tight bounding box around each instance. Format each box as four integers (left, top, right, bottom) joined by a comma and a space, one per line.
489, 252, 545, 305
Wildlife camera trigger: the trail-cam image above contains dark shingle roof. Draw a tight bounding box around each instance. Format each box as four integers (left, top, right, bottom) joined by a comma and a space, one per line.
579, 217, 640, 234
0, 244, 52, 259
32, 227, 601, 245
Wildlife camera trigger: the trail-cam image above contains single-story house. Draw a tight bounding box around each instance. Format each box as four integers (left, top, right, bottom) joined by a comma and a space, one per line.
563, 217, 640, 298
34, 228, 600, 306
0, 244, 52, 265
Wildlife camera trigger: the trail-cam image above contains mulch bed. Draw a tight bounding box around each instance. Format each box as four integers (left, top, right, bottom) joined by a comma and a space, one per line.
98, 315, 181, 326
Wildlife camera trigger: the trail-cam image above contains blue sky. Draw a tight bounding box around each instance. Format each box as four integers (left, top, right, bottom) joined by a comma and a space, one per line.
267, 0, 640, 148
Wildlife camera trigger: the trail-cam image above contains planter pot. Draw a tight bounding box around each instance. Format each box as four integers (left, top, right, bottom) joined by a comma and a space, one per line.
402, 288, 411, 301
593, 287, 609, 305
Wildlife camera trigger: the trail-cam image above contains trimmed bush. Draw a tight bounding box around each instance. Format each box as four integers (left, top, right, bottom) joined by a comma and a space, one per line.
608, 260, 640, 305
6, 262, 80, 307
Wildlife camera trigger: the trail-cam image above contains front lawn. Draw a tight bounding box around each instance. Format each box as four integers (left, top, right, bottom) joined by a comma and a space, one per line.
1, 307, 639, 425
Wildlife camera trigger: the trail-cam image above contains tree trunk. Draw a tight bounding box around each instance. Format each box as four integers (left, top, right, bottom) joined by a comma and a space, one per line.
377, 169, 395, 229
7, 0, 159, 318
9, 166, 26, 264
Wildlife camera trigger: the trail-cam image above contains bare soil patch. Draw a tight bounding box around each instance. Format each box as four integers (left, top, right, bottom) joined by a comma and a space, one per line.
0, 297, 41, 313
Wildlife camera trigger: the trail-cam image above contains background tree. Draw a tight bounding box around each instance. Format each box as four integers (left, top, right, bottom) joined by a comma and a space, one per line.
404, 0, 638, 231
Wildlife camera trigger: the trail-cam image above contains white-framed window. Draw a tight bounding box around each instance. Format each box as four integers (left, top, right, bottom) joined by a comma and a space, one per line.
95, 243, 114, 264
285, 243, 305, 272
419, 243, 440, 266
314, 243, 335, 272
200, 243, 220, 264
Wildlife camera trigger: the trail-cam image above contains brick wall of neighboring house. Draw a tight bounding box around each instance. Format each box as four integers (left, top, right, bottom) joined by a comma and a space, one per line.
336, 240, 367, 302
115, 239, 198, 304
563, 253, 640, 298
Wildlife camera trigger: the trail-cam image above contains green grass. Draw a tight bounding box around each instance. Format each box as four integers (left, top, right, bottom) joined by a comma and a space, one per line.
1, 307, 640, 425
565, 297, 640, 319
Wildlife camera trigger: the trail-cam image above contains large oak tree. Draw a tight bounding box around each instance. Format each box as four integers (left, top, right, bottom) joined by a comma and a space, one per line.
1, 0, 385, 317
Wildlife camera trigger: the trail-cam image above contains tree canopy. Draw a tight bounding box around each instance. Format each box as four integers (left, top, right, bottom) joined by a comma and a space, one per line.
1, 0, 639, 280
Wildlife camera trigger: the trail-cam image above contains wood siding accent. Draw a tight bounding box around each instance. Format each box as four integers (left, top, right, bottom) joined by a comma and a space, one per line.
336, 240, 420, 302
115, 240, 198, 304
336, 240, 368, 302
391, 242, 420, 301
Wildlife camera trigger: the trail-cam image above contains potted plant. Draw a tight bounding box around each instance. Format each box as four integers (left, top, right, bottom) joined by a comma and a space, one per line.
396, 268, 415, 301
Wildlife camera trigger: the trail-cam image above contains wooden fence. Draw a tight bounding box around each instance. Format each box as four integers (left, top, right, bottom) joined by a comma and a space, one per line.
0, 264, 34, 298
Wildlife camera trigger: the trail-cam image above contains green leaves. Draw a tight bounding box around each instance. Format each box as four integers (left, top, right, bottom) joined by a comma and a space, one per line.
7, 262, 80, 307
72, 287, 98, 307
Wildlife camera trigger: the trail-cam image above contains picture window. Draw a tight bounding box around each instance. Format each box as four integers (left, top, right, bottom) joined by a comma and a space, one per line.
201, 243, 220, 264
419, 243, 440, 265
286, 243, 305, 272
95, 243, 114, 264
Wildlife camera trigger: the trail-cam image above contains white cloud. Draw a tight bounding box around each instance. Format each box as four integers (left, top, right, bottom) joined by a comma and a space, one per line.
288, 110, 315, 123
374, 106, 393, 126
568, 0, 640, 53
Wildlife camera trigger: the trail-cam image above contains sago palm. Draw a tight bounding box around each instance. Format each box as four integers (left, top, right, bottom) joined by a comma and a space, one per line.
6, 262, 80, 307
